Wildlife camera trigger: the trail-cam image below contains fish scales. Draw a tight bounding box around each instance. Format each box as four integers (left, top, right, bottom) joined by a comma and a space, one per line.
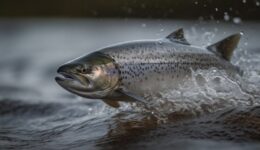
101, 40, 235, 95
56, 29, 242, 107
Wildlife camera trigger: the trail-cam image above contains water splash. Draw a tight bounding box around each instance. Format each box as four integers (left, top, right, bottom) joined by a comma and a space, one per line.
140, 67, 259, 119
134, 29, 260, 119
201, 32, 216, 46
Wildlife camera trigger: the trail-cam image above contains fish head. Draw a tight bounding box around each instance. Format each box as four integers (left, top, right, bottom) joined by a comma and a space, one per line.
55, 52, 119, 99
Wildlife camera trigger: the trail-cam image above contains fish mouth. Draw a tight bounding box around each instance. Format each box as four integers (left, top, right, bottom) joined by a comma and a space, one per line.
55, 71, 91, 92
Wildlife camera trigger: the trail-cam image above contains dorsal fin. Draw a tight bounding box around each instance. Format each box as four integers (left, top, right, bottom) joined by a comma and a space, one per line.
207, 33, 242, 61
166, 28, 190, 45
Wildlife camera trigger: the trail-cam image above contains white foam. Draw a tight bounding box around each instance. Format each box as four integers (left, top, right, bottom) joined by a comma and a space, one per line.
141, 68, 259, 117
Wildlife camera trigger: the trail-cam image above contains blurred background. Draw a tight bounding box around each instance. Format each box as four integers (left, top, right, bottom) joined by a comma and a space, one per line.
0, 0, 260, 20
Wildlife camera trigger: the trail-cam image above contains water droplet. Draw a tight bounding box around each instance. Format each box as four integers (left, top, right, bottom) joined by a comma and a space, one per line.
256, 1, 260, 6
202, 32, 216, 45
194, 1, 198, 5
215, 8, 219, 12
233, 17, 242, 24
160, 28, 164, 32
224, 12, 230, 21
242, 0, 247, 3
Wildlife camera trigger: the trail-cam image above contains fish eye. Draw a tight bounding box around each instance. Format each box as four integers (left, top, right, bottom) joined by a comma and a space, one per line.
81, 67, 92, 74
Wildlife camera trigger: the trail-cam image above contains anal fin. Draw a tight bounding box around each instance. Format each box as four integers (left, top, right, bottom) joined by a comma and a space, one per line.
102, 99, 120, 108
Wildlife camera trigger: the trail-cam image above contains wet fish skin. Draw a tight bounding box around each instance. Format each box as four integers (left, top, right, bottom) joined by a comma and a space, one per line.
100, 40, 237, 96
56, 28, 241, 107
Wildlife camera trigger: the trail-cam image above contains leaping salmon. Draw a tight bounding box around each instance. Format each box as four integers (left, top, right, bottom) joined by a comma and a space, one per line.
55, 28, 242, 108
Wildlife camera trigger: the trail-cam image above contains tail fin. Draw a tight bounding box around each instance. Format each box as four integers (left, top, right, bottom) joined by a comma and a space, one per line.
207, 33, 242, 61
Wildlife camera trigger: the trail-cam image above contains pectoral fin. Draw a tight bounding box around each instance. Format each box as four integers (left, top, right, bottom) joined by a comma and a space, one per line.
117, 89, 146, 104
102, 99, 120, 108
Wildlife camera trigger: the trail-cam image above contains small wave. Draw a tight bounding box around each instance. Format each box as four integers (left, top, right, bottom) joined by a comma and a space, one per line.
0, 99, 62, 117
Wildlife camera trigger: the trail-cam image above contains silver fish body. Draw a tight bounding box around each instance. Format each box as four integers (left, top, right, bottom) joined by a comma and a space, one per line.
56, 28, 242, 107
100, 40, 238, 96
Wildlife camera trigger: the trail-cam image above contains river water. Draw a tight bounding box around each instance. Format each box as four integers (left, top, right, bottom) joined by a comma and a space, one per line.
0, 19, 259, 150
